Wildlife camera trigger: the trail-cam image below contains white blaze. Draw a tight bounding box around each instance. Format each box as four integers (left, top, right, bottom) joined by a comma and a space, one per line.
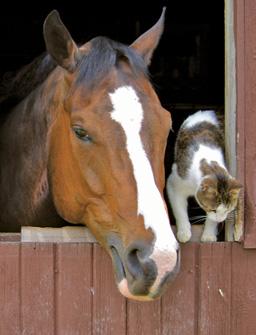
109, 86, 178, 294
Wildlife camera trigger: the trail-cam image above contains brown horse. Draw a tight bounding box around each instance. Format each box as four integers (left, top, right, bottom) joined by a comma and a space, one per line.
0, 9, 179, 301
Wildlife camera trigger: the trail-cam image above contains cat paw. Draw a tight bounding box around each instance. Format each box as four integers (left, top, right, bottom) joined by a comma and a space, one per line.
201, 234, 217, 242
177, 230, 191, 243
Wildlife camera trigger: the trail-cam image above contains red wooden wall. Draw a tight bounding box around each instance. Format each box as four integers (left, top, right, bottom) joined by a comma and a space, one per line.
1, 241, 256, 335
235, 0, 256, 247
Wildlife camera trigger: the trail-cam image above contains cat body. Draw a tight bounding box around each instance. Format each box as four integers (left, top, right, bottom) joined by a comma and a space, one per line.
166, 110, 241, 242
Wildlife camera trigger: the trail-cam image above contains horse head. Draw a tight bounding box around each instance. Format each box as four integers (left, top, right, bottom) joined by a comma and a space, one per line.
43, 8, 179, 301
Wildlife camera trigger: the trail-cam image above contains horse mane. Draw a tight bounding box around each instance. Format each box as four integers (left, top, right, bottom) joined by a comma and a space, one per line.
74, 37, 148, 89
0, 36, 147, 116
0, 53, 57, 115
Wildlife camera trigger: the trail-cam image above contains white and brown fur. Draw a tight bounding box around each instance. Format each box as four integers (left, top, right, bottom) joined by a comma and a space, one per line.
166, 110, 242, 242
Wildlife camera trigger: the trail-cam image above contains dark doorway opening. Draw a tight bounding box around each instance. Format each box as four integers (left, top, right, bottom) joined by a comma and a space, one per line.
0, 1, 224, 233
0, 0, 224, 163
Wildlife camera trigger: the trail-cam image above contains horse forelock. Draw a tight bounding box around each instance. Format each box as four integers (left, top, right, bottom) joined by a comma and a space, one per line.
74, 37, 148, 90
0, 36, 147, 117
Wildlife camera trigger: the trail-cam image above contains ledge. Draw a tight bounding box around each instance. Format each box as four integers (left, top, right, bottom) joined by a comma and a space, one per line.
0, 225, 204, 243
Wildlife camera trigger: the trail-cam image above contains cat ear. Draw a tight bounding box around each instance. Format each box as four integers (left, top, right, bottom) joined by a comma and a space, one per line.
229, 180, 242, 196
200, 184, 217, 195
200, 178, 217, 194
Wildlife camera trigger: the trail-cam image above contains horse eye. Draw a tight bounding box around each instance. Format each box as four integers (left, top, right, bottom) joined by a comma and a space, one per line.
72, 126, 92, 142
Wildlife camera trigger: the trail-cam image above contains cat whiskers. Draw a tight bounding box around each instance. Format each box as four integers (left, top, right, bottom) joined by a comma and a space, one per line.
189, 215, 207, 224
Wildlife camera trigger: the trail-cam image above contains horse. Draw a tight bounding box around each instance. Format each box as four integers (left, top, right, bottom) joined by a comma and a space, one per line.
0, 8, 179, 301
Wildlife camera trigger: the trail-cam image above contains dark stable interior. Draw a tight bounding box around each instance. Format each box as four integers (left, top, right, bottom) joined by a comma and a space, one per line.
0, 1, 224, 234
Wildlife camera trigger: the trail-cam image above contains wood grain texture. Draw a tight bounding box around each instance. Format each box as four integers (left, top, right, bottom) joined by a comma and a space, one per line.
21, 226, 96, 243
161, 243, 199, 335
92, 244, 126, 335
0, 243, 21, 335
127, 299, 161, 335
231, 243, 256, 335
198, 243, 232, 335
55, 243, 93, 335
234, 0, 245, 243
21, 243, 55, 335
241, 0, 256, 247
0, 241, 256, 334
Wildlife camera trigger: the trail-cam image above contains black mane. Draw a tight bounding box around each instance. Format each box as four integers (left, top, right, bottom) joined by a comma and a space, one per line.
0, 53, 56, 113
75, 37, 148, 89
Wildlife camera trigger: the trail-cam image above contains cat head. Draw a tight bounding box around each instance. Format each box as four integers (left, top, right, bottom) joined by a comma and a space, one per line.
195, 175, 242, 222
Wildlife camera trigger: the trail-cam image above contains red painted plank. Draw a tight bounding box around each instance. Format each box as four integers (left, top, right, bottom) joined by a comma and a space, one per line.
55, 243, 93, 335
243, 0, 256, 247
198, 243, 232, 335
231, 243, 256, 335
161, 243, 199, 335
21, 243, 55, 335
92, 244, 126, 335
0, 243, 21, 335
127, 299, 161, 335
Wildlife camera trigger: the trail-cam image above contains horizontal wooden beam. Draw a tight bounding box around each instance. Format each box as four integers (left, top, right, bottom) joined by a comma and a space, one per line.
0, 233, 20, 242
21, 226, 97, 243
20, 225, 204, 243
0, 225, 204, 243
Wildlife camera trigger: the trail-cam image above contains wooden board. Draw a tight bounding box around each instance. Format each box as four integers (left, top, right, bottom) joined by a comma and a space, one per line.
92, 244, 126, 335
235, 0, 256, 247
0, 243, 21, 335
55, 243, 93, 334
161, 243, 199, 335
198, 243, 232, 335
21, 243, 55, 335
127, 299, 161, 335
231, 243, 256, 335
0, 242, 256, 334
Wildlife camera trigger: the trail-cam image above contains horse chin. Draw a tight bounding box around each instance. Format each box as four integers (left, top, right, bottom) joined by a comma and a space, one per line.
117, 278, 154, 301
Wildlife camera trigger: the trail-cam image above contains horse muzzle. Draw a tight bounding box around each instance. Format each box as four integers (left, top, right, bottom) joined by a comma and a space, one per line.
108, 235, 180, 301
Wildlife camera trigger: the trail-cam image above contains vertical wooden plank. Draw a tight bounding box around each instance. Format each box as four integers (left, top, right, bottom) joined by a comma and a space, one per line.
234, 0, 245, 241
127, 299, 161, 335
21, 243, 55, 335
56, 243, 93, 335
0, 243, 20, 335
225, 0, 241, 241
93, 244, 126, 335
231, 243, 256, 335
243, 0, 256, 247
161, 243, 199, 335
198, 243, 232, 335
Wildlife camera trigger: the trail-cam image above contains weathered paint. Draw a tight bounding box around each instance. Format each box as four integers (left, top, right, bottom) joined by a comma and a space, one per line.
1, 240, 256, 335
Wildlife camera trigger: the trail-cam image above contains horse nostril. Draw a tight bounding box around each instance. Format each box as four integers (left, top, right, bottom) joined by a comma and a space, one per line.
125, 242, 157, 295
126, 248, 144, 279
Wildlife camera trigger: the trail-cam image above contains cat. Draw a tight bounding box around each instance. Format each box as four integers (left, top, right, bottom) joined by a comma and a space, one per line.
166, 110, 242, 243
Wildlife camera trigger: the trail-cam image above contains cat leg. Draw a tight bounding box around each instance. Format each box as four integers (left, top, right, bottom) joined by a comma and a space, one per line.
167, 185, 191, 243
201, 218, 219, 242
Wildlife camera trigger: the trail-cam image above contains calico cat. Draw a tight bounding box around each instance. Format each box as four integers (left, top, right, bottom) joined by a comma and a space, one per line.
166, 110, 242, 242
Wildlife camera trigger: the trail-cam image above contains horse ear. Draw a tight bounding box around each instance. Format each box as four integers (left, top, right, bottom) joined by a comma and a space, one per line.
130, 7, 166, 66
43, 10, 80, 72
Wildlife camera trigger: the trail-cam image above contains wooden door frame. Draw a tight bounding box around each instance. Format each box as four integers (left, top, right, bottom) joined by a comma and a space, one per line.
232, 0, 256, 248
